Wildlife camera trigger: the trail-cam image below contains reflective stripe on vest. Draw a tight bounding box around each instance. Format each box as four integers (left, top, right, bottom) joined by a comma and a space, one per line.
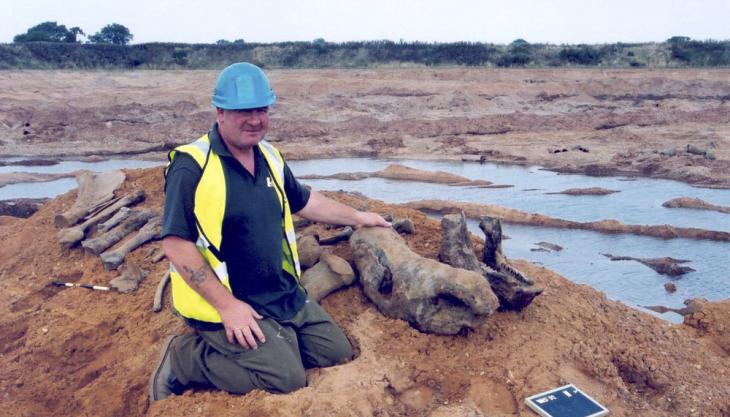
166, 134, 301, 323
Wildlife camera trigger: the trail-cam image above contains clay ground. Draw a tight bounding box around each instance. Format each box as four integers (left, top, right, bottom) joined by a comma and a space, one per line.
0, 69, 729, 417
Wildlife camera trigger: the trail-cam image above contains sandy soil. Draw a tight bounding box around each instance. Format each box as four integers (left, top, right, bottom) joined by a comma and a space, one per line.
0, 167, 728, 417
1, 68, 729, 187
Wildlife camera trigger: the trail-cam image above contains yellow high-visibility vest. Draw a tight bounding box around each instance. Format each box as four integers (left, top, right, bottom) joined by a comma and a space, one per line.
166, 134, 301, 323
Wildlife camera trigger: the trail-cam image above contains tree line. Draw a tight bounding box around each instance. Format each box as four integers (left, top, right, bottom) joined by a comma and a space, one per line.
4, 22, 729, 68
13, 21, 133, 45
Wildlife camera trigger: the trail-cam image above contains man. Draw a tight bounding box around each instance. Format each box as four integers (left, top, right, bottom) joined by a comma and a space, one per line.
150, 62, 389, 402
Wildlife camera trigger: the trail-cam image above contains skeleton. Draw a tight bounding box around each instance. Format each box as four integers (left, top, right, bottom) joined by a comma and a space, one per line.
100, 215, 162, 270
57, 189, 145, 248
351, 227, 499, 335
54, 170, 126, 228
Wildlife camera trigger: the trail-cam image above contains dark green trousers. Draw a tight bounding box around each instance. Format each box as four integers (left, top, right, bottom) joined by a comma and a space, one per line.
170, 298, 353, 394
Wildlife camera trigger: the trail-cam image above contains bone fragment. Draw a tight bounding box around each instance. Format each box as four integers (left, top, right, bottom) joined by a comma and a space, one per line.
301, 254, 356, 302
81, 209, 155, 255
319, 226, 354, 245
57, 189, 145, 248
55, 170, 126, 228
100, 215, 162, 270
351, 227, 499, 335
109, 263, 148, 293
297, 235, 322, 269
153, 271, 171, 312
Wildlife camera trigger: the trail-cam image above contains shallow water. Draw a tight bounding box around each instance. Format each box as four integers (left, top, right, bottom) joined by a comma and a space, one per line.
0, 158, 163, 200
290, 158, 730, 232
289, 158, 730, 322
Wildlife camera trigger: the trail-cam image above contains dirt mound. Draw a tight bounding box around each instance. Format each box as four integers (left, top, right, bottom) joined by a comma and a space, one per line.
300, 163, 492, 186
662, 197, 730, 214
1, 167, 729, 417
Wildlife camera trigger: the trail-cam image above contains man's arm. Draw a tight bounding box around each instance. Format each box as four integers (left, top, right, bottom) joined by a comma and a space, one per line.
162, 236, 265, 349
295, 190, 390, 228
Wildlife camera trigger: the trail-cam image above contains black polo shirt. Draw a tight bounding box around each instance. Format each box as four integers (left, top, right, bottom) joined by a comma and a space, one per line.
162, 123, 310, 325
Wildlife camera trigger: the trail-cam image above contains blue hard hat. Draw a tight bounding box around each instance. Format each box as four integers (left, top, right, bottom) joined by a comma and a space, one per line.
212, 63, 276, 110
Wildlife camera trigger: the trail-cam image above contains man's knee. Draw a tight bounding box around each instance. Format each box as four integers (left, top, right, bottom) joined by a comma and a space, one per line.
260, 364, 306, 394
327, 336, 353, 365
306, 333, 354, 368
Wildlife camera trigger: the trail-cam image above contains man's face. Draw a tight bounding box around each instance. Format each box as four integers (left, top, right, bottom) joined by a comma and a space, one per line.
216, 107, 270, 151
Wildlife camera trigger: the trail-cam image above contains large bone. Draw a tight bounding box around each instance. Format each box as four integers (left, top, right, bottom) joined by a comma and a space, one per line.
478, 216, 543, 310
57, 189, 145, 248
81, 209, 156, 255
351, 227, 499, 335
101, 215, 162, 270
98, 207, 132, 232
301, 254, 356, 301
54, 170, 126, 228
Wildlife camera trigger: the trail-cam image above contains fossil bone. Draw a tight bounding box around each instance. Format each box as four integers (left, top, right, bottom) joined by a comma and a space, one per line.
153, 271, 171, 312
319, 226, 354, 245
57, 189, 145, 248
478, 216, 543, 310
301, 253, 356, 302
81, 209, 156, 255
109, 263, 148, 293
100, 215, 162, 270
351, 227, 499, 335
98, 207, 132, 233
54, 170, 126, 228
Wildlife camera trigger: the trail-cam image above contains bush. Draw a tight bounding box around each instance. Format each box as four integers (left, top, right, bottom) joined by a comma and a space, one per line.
558, 45, 605, 65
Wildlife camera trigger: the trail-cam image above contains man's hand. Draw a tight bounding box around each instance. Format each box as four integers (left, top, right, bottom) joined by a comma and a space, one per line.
356, 211, 391, 228
219, 299, 266, 350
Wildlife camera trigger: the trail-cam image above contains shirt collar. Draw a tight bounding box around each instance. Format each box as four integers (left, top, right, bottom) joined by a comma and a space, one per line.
208, 122, 233, 157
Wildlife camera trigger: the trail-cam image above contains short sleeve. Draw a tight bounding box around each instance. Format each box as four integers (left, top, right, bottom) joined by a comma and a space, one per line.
161, 153, 202, 242
282, 162, 311, 213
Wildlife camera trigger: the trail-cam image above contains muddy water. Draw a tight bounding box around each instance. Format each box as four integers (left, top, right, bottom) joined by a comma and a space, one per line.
290, 158, 730, 322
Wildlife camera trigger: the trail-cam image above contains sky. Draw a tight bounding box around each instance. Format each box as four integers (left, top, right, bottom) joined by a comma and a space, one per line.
4, 0, 730, 45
